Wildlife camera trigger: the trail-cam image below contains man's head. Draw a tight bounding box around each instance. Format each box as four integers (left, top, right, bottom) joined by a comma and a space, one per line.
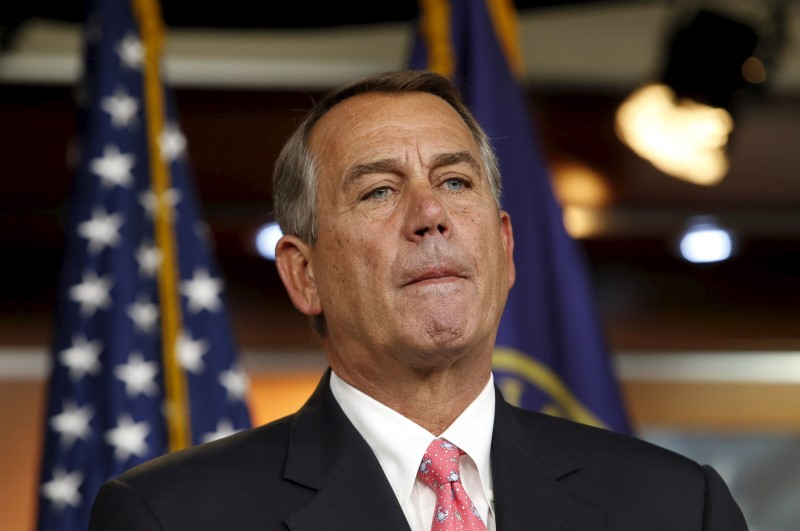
273, 70, 502, 245
273, 70, 514, 378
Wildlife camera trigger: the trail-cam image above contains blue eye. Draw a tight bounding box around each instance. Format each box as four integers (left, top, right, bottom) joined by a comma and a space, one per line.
369, 187, 390, 200
444, 179, 465, 191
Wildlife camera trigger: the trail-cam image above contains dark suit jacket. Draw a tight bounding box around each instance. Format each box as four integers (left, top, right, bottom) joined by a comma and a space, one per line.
89, 371, 748, 530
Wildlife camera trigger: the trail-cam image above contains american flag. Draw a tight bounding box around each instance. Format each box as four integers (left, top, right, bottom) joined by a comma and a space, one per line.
36, 1, 251, 529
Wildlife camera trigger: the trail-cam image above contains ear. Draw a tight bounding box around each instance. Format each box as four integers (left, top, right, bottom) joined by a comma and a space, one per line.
274, 235, 323, 316
499, 211, 516, 289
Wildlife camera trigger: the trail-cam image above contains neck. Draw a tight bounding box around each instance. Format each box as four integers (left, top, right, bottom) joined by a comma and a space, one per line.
328, 349, 492, 435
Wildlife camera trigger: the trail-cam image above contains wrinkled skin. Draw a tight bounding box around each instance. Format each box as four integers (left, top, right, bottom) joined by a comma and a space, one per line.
276, 92, 515, 431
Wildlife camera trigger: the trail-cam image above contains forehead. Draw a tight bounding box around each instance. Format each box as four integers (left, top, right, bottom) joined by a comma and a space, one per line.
307, 92, 478, 171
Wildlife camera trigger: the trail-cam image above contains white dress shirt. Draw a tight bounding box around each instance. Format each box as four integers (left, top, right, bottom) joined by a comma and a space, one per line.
330, 370, 496, 531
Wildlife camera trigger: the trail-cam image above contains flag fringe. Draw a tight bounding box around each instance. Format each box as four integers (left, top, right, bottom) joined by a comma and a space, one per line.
485, 0, 524, 78
417, 0, 455, 78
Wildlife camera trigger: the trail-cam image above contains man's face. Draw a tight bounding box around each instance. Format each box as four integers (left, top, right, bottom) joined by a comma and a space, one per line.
284, 92, 514, 371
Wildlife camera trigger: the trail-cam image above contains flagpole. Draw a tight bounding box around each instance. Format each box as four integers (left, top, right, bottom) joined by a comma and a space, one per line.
132, 0, 191, 452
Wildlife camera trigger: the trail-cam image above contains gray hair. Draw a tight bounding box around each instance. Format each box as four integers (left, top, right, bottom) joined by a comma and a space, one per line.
272, 70, 502, 245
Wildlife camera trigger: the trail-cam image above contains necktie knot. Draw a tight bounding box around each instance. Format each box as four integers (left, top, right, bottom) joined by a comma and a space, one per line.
418, 438, 464, 489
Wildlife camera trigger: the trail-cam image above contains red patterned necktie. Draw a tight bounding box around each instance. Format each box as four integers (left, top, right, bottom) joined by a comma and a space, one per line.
417, 438, 487, 530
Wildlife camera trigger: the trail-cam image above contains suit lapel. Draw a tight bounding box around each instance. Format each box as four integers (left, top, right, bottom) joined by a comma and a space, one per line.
283, 371, 411, 531
281, 374, 604, 530
491, 388, 606, 531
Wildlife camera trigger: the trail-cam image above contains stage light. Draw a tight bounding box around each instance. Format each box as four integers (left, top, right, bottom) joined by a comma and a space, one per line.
551, 160, 612, 238
616, 83, 732, 185
678, 218, 735, 264
255, 222, 283, 261
616, 9, 760, 186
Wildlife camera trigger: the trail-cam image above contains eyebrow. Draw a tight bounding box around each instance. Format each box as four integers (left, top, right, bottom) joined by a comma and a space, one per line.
429, 151, 482, 175
342, 151, 482, 193
342, 159, 403, 193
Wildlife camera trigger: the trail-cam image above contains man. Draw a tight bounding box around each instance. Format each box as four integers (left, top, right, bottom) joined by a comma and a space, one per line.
89, 70, 748, 530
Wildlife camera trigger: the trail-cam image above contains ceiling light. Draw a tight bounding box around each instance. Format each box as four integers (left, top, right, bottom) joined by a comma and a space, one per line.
616, 9, 759, 186
254, 222, 283, 261
678, 218, 735, 264
616, 83, 732, 186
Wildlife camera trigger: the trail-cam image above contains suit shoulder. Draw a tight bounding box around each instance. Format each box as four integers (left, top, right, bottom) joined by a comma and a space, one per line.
119, 414, 294, 491
502, 407, 747, 529
91, 414, 322, 530
509, 405, 703, 475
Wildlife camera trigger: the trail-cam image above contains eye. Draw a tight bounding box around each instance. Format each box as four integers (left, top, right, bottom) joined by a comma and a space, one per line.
443, 178, 467, 191
365, 187, 391, 200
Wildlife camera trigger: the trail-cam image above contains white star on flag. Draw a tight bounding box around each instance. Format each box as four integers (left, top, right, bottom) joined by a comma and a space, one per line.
100, 86, 139, 128
50, 400, 94, 448
219, 364, 249, 401
115, 33, 144, 70
41, 468, 84, 511
201, 419, 242, 444
69, 271, 113, 317
90, 144, 135, 188
59, 334, 103, 381
181, 268, 224, 313
136, 242, 162, 277
114, 353, 159, 398
139, 188, 182, 219
127, 295, 159, 334
77, 208, 124, 254
177, 331, 209, 374
159, 123, 187, 162
105, 414, 151, 462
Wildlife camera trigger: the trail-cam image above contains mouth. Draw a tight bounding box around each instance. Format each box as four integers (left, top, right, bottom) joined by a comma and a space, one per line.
402, 268, 466, 287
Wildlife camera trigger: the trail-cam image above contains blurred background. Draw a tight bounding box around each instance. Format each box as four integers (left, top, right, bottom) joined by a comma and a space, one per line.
1, 0, 799, 530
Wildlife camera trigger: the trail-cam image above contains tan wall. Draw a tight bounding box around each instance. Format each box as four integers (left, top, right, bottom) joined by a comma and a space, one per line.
1, 381, 46, 531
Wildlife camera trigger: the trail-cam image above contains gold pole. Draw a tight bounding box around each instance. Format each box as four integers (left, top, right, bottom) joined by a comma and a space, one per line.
132, 0, 190, 452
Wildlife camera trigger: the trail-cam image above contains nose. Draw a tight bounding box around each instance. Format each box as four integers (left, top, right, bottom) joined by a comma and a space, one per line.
404, 183, 452, 241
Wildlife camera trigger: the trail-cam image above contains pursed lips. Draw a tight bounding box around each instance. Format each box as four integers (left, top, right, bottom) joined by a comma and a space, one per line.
402, 267, 467, 287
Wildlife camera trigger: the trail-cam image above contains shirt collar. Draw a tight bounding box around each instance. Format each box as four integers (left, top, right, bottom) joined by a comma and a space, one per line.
439, 375, 495, 502
330, 370, 495, 508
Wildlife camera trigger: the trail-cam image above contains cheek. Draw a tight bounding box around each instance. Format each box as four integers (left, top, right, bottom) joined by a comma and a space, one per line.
319, 226, 385, 291
468, 216, 509, 292
460, 210, 498, 254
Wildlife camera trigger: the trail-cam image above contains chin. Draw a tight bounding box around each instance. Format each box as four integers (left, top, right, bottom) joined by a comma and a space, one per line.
412, 317, 483, 356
